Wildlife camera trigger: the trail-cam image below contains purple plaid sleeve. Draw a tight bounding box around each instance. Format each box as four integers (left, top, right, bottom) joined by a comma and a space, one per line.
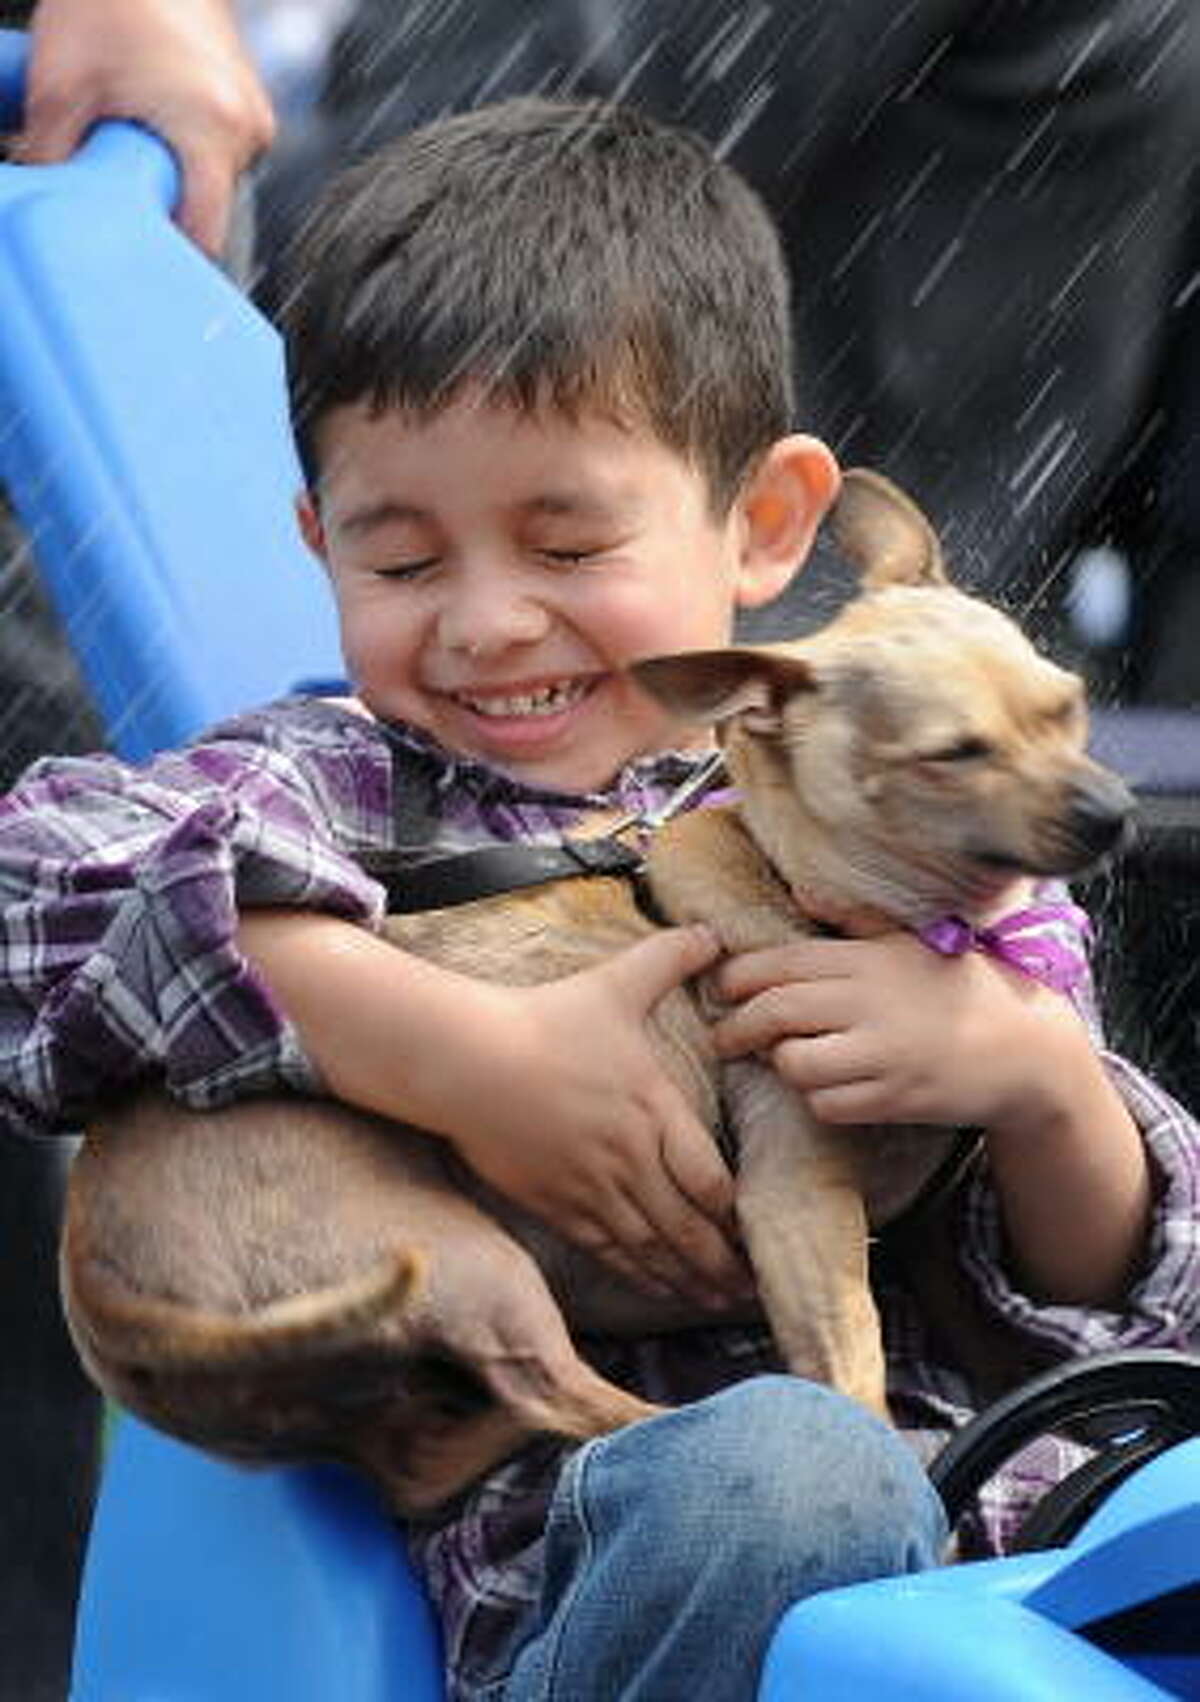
938, 889, 1198, 1357
960, 1050, 1200, 1354
0, 698, 393, 1133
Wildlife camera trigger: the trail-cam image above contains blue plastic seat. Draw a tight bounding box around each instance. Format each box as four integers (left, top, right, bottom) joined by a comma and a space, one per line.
71, 1417, 444, 1702
760, 1438, 1200, 1700
2, 24, 1197, 1701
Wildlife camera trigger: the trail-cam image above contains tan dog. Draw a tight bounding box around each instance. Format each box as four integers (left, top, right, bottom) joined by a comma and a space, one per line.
61, 471, 1133, 1514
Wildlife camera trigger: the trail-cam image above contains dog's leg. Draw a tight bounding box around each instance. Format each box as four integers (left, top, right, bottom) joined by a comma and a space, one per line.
375, 1202, 661, 1513
352, 1232, 662, 1514
722, 1058, 887, 1417
647, 808, 888, 1418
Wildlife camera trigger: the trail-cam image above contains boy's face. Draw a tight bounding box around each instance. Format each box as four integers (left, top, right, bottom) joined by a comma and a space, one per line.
301, 396, 829, 793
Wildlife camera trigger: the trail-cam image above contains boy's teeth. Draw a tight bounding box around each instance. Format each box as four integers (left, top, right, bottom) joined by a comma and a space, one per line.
461, 681, 585, 718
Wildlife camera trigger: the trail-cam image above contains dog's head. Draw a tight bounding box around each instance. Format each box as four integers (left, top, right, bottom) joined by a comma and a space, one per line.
633, 470, 1133, 923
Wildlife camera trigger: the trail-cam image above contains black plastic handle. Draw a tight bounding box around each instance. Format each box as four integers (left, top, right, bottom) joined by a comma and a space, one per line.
930, 1347, 1200, 1549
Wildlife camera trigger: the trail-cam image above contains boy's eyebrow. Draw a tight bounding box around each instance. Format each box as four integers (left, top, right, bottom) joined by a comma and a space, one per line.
334, 499, 426, 538
522, 490, 638, 523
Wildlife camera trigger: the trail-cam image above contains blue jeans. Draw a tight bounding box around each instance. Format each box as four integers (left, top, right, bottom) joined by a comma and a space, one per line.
499, 1375, 947, 1701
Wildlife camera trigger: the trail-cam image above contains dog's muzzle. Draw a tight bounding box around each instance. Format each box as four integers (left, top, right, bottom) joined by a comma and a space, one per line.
1062, 770, 1136, 860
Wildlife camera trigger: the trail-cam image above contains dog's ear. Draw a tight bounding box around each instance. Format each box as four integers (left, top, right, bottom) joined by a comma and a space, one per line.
631, 647, 817, 734
830, 468, 947, 589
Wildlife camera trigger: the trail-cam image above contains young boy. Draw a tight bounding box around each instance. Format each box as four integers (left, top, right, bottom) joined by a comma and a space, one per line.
1, 99, 1197, 1700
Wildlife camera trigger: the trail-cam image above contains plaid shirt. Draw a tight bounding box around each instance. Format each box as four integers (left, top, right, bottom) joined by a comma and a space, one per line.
2, 695, 1197, 1699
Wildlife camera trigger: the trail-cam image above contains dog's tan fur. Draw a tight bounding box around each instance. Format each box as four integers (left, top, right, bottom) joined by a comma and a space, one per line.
60, 471, 1133, 1514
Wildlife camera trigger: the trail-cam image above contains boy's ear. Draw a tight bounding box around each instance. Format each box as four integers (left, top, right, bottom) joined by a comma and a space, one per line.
733, 435, 840, 609
296, 492, 328, 562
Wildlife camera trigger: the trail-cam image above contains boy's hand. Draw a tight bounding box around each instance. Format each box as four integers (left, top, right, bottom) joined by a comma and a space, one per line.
711, 930, 1079, 1132
239, 910, 748, 1310
712, 928, 1152, 1309
444, 927, 752, 1309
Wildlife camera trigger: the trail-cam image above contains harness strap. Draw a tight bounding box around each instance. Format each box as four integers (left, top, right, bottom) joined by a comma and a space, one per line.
358, 836, 645, 913
362, 735, 725, 912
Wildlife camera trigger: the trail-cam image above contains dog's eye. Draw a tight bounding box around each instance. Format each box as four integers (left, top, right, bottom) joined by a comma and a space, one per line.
926, 736, 992, 763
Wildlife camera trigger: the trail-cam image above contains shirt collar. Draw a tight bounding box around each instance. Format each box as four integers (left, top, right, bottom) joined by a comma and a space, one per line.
377, 718, 718, 816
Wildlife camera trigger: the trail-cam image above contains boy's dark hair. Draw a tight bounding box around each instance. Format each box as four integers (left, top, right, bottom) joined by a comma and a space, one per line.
280, 97, 795, 512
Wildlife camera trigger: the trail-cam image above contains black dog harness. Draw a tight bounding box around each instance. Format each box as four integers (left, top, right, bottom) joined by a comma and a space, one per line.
358, 747, 727, 913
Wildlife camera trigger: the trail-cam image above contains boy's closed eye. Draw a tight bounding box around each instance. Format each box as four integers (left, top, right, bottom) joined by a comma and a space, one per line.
537, 545, 607, 566
371, 545, 610, 577
373, 558, 440, 581
529, 525, 636, 568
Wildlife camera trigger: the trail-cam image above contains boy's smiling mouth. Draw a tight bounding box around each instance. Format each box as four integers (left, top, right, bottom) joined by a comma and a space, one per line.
449, 677, 597, 720
430, 673, 617, 773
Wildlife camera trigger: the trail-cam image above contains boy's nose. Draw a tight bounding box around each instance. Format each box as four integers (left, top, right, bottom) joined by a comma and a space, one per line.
437, 586, 550, 656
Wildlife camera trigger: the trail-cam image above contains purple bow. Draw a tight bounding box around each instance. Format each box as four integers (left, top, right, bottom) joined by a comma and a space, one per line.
918, 902, 1093, 994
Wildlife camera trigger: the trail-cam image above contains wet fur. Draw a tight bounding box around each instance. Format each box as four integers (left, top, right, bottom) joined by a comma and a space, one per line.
61, 470, 1133, 1514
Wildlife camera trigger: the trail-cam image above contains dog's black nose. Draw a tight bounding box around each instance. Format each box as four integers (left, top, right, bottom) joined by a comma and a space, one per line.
1065, 773, 1135, 856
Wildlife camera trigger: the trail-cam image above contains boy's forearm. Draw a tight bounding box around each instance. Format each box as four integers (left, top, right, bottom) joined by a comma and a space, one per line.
983, 1020, 1152, 1307
237, 909, 497, 1141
